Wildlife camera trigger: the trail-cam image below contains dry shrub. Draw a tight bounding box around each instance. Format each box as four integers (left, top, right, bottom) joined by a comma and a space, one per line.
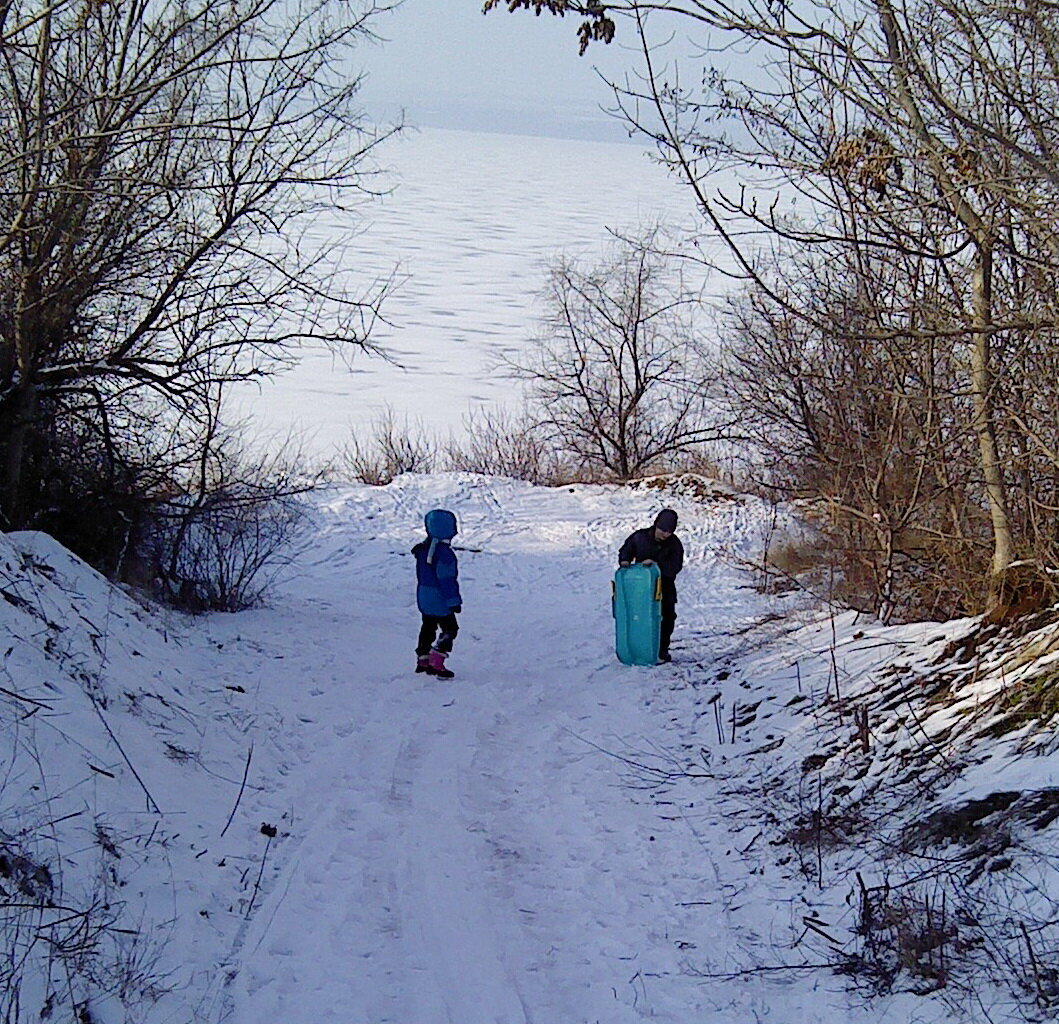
795, 501, 991, 623
845, 880, 960, 995
767, 535, 832, 579
661, 446, 730, 480
340, 405, 729, 490
986, 562, 1059, 625
0, 832, 169, 1022
341, 408, 438, 485
444, 406, 559, 483
145, 435, 313, 612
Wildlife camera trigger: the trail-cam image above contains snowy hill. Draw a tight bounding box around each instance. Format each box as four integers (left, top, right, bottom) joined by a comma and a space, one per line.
2, 473, 1058, 1023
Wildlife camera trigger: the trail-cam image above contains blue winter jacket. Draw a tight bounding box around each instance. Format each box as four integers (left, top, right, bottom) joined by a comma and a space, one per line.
413, 509, 463, 617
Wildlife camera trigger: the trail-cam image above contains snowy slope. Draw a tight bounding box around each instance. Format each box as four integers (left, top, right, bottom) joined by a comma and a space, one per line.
0, 530, 260, 1022
3, 473, 1058, 1024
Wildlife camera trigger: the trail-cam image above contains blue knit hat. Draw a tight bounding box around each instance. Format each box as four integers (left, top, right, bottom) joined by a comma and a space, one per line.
424, 509, 458, 564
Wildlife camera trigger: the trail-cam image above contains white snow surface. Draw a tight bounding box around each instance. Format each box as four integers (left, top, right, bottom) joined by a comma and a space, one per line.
219, 473, 799, 1024
231, 127, 721, 454
3, 473, 1057, 1024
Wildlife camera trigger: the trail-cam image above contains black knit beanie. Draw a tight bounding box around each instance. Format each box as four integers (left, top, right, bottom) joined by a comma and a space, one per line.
654, 508, 678, 532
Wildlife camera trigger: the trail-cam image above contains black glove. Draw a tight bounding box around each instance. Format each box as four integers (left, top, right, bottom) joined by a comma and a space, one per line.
451, 605, 462, 613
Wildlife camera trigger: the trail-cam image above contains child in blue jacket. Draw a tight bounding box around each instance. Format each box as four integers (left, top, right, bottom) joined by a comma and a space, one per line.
412, 509, 463, 678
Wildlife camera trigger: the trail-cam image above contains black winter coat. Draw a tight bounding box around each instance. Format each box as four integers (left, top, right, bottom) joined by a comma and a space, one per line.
618, 527, 684, 579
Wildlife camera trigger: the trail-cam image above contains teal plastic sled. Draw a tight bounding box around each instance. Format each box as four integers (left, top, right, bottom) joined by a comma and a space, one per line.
613, 563, 662, 666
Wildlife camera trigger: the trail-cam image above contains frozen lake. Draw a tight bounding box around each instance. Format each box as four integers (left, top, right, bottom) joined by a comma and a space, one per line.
234, 127, 711, 458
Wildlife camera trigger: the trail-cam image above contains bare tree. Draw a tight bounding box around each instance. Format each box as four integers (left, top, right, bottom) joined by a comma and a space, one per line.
487, 0, 1059, 611
507, 232, 722, 480
722, 240, 988, 619
0, 0, 398, 534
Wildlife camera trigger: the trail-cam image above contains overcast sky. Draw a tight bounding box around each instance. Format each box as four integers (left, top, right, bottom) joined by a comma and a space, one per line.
357, 2, 649, 141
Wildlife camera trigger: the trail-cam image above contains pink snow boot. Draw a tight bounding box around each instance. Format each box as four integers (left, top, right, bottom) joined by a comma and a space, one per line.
415, 655, 431, 674
428, 649, 455, 679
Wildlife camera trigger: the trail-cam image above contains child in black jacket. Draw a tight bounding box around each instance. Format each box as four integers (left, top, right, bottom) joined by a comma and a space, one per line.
618, 508, 683, 662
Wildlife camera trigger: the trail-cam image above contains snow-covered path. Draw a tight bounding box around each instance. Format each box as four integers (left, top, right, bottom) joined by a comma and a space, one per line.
200, 474, 826, 1023
3, 471, 1042, 1024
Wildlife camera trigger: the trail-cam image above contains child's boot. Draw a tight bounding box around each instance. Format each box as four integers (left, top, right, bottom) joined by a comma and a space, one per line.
428, 649, 455, 679
416, 655, 431, 674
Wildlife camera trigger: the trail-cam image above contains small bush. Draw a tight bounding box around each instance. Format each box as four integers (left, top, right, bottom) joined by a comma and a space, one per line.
842, 880, 960, 995
150, 486, 306, 612
341, 407, 437, 485
444, 406, 559, 483
146, 435, 313, 612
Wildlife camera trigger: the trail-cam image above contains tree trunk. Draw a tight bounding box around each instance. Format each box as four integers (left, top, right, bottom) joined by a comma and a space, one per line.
969, 244, 1015, 579
0, 380, 39, 529
875, 1, 1016, 588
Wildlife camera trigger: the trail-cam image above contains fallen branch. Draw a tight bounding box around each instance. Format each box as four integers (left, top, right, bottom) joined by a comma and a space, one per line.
221, 742, 254, 838
684, 961, 833, 980
245, 823, 277, 919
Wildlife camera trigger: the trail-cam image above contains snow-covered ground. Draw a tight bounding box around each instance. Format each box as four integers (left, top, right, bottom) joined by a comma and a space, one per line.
215, 474, 798, 1024
3, 473, 1058, 1024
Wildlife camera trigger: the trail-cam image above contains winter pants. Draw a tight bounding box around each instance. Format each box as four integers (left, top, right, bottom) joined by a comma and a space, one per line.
417, 612, 459, 656
660, 577, 677, 655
